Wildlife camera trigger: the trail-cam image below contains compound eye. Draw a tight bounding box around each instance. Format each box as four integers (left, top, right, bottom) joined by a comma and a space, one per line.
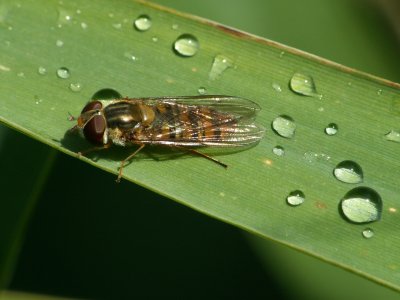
83, 115, 106, 145
81, 101, 102, 113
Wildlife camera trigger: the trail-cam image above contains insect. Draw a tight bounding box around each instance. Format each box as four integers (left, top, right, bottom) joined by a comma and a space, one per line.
70, 95, 265, 182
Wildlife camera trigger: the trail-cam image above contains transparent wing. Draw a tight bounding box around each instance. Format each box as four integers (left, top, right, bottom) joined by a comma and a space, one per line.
133, 95, 265, 148
135, 95, 261, 120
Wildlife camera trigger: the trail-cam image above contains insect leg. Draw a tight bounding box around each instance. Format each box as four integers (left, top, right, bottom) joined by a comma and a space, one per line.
116, 144, 146, 183
77, 143, 111, 157
174, 146, 228, 169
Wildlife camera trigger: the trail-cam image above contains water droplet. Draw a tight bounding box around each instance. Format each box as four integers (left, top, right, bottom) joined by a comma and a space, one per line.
290, 72, 320, 97
151, 36, 158, 42
340, 187, 382, 223
112, 23, 122, 29
362, 228, 374, 239
124, 51, 138, 62
286, 190, 305, 206
56, 67, 70, 79
208, 54, 234, 80
303, 152, 331, 164
17, 72, 25, 77
37, 66, 47, 75
279, 51, 285, 58
377, 89, 383, 95
0, 64, 10, 72
197, 87, 207, 95
56, 39, 64, 47
325, 123, 338, 136
272, 146, 285, 156
272, 115, 296, 138
272, 83, 282, 92
34, 95, 42, 105
333, 160, 363, 184
91, 88, 122, 100
171, 24, 179, 30
69, 82, 82, 92
173, 34, 199, 57
384, 130, 400, 143
57, 7, 73, 26
81, 22, 88, 29
134, 15, 152, 31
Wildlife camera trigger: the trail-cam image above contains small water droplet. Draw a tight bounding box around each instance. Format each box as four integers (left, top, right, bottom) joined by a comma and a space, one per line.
377, 89, 383, 95
124, 51, 138, 62
272, 83, 282, 92
134, 15, 152, 31
17, 72, 25, 77
272, 146, 285, 156
173, 34, 199, 57
286, 190, 305, 206
303, 152, 331, 164
208, 54, 234, 80
279, 51, 285, 58
92, 88, 122, 100
197, 87, 207, 95
325, 123, 338, 136
56, 67, 70, 79
384, 130, 400, 143
340, 187, 382, 223
362, 228, 374, 239
112, 23, 122, 29
56, 39, 64, 47
151, 36, 158, 42
272, 115, 296, 138
57, 7, 73, 26
171, 24, 179, 30
333, 160, 363, 184
69, 82, 82, 92
0, 64, 10, 71
34, 95, 42, 105
290, 72, 320, 97
37, 66, 47, 75
81, 22, 88, 29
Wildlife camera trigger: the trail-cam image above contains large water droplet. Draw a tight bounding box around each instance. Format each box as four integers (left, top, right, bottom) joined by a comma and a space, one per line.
272, 115, 296, 138
92, 88, 122, 100
286, 190, 305, 206
134, 15, 152, 31
325, 123, 338, 136
340, 187, 382, 223
290, 72, 320, 97
272, 146, 285, 156
384, 130, 400, 143
333, 160, 363, 184
362, 228, 374, 239
173, 34, 199, 57
56, 67, 70, 79
208, 54, 234, 80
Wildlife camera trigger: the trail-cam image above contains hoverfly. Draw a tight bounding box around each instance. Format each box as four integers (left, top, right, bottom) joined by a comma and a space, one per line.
70, 95, 265, 182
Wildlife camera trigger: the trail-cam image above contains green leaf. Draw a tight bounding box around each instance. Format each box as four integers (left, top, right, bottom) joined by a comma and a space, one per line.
1, 0, 400, 293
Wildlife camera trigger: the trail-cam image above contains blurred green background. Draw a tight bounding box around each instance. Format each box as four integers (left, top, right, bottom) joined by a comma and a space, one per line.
2, 0, 400, 299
